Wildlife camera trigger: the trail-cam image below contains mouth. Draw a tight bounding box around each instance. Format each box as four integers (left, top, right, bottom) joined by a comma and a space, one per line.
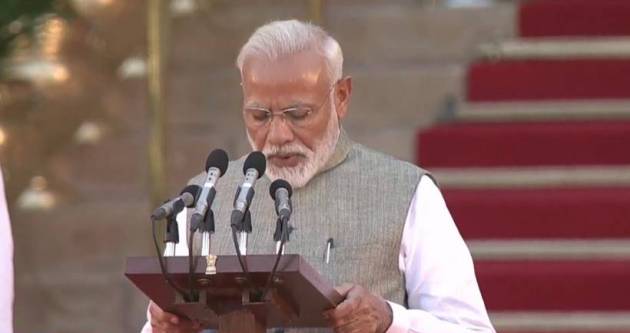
268, 153, 305, 168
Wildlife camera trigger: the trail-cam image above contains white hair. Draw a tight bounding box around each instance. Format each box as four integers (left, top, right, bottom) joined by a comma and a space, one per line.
236, 19, 343, 82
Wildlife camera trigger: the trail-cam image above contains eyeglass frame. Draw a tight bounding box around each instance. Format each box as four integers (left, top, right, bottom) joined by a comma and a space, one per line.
242, 81, 339, 129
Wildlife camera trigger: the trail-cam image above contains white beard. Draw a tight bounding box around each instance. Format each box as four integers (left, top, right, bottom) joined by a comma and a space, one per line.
247, 109, 340, 189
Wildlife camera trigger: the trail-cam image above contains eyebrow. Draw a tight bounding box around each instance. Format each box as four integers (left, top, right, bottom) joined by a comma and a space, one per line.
244, 101, 315, 110
244, 101, 267, 109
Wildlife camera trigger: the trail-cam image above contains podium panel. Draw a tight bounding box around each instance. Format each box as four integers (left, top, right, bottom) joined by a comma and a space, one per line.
125, 254, 342, 329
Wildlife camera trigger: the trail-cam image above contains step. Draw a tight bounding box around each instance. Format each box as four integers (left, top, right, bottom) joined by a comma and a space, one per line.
519, 0, 630, 38
433, 166, 630, 189
443, 187, 630, 239
416, 121, 630, 168
469, 240, 630, 261
455, 100, 630, 123
478, 38, 630, 60
475, 260, 630, 311
467, 60, 630, 102
491, 311, 630, 333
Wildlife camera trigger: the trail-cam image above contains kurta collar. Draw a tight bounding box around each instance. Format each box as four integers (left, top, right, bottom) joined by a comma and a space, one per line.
318, 127, 352, 175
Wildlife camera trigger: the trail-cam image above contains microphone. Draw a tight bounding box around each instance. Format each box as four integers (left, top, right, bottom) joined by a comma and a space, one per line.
151, 185, 201, 221
270, 179, 293, 255
190, 149, 229, 231
230, 151, 266, 256
187, 149, 229, 300
270, 179, 293, 221
262, 179, 294, 298
231, 151, 266, 225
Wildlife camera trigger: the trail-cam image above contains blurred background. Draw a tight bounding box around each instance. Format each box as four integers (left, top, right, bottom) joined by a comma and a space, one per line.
1, 0, 629, 332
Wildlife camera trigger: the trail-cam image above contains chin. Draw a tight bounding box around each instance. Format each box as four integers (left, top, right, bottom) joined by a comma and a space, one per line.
267, 163, 315, 189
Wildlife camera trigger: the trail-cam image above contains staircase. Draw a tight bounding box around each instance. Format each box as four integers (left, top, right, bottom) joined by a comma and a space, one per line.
417, 1, 630, 332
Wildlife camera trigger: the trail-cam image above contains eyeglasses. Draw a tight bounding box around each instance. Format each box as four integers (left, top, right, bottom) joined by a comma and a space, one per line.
243, 84, 336, 129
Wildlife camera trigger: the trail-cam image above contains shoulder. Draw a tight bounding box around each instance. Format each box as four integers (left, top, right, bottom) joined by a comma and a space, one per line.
348, 143, 429, 181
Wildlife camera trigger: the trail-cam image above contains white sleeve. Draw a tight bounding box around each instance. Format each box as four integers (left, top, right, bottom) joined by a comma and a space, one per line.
141, 305, 153, 333
0, 167, 13, 333
386, 175, 495, 333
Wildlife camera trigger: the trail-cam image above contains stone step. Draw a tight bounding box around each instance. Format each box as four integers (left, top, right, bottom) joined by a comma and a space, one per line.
454, 100, 630, 123
433, 166, 630, 189
491, 311, 630, 333
469, 240, 630, 261
478, 37, 630, 60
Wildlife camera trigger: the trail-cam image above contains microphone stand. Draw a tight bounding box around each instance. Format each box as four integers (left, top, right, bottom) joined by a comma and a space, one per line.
230, 208, 259, 297
200, 210, 215, 256
151, 214, 191, 301
238, 210, 253, 255
263, 214, 292, 299
273, 216, 293, 255
164, 215, 179, 257
188, 192, 215, 301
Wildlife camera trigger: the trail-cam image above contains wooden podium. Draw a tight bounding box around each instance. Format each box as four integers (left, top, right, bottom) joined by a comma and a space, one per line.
125, 254, 342, 332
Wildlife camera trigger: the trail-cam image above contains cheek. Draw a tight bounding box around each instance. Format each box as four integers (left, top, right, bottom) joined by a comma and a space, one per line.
246, 126, 266, 149
296, 113, 330, 150
294, 132, 315, 151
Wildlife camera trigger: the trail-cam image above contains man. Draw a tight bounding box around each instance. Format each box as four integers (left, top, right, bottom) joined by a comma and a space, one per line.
144, 20, 495, 333
0, 166, 14, 333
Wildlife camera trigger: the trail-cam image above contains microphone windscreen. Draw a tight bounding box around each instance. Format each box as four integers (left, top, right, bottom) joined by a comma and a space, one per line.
269, 179, 292, 200
205, 149, 229, 176
180, 184, 201, 207
243, 151, 266, 178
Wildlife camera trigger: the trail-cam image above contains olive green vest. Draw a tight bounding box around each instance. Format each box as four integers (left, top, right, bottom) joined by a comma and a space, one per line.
188, 130, 426, 332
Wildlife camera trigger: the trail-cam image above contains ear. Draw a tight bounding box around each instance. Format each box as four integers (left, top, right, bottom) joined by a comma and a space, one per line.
334, 76, 352, 119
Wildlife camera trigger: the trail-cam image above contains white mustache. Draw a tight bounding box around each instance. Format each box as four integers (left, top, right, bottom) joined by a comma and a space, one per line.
263, 143, 311, 159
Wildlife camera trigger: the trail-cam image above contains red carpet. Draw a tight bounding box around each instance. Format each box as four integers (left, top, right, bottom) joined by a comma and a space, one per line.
416, 0, 630, 322
417, 121, 630, 168
476, 260, 630, 311
444, 187, 630, 239
520, 0, 630, 37
467, 60, 630, 102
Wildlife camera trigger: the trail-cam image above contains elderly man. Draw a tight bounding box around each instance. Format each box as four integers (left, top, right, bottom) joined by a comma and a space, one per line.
144, 20, 494, 333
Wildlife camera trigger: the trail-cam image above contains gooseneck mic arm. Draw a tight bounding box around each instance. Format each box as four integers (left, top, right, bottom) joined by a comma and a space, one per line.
161, 185, 201, 256
229, 152, 266, 296
230, 151, 266, 255
264, 178, 294, 299
187, 149, 229, 301
149, 184, 201, 302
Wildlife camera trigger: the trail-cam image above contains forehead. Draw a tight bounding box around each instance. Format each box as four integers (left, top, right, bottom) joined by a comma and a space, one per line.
241, 50, 330, 93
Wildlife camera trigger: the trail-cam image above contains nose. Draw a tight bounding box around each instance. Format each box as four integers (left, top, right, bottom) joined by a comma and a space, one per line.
266, 116, 295, 146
